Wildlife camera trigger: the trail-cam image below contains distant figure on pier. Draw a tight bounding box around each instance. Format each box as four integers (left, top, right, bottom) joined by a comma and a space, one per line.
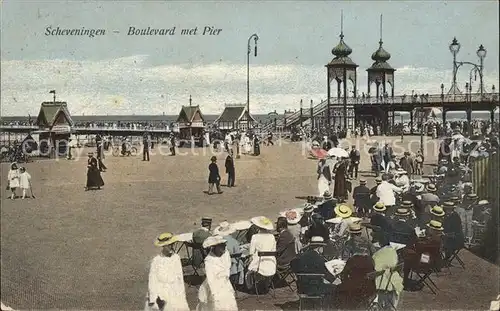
85, 152, 104, 191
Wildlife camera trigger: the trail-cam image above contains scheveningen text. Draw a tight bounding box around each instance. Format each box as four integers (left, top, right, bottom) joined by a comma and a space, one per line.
45, 26, 105, 38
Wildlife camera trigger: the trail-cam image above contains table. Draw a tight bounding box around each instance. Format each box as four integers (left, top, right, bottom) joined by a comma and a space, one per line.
325, 259, 346, 285
174, 232, 193, 253
372, 242, 406, 251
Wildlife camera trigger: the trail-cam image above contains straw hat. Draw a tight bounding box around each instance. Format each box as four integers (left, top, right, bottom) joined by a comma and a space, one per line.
394, 208, 411, 217
478, 200, 489, 205
427, 220, 444, 231
359, 179, 367, 185
400, 200, 413, 208
449, 196, 460, 202
348, 223, 362, 234
443, 201, 456, 209
213, 221, 237, 236
334, 204, 352, 218
250, 216, 274, 231
467, 193, 478, 199
375, 177, 382, 184
323, 191, 333, 200
154, 232, 178, 247
426, 183, 437, 192
395, 168, 407, 175
430, 206, 445, 217
285, 209, 300, 225
303, 203, 315, 213
202, 236, 227, 249
310, 236, 326, 245
373, 202, 386, 212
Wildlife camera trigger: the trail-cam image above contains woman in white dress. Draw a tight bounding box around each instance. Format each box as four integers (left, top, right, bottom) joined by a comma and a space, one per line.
197, 236, 238, 311
7, 162, 20, 199
146, 233, 189, 311
317, 156, 334, 197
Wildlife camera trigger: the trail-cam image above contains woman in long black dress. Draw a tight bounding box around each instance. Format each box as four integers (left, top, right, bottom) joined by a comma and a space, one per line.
333, 158, 348, 201
86, 152, 104, 191
207, 156, 222, 195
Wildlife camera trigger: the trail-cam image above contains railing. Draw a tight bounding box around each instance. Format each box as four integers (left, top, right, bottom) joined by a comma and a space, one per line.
283, 92, 499, 127
0, 125, 172, 132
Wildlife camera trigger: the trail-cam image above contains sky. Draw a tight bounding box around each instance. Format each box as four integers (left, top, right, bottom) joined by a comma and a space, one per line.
1, 1, 499, 116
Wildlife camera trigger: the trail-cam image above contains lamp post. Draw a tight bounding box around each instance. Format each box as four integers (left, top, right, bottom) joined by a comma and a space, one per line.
448, 37, 487, 100
420, 95, 424, 153
247, 34, 259, 115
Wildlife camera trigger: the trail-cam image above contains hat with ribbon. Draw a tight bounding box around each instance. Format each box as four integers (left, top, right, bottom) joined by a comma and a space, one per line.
443, 201, 456, 209
430, 206, 445, 217
323, 191, 333, 200
359, 179, 367, 185
284, 209, 301, 225
375, 177, 382, 184
213, 221, 237, 237
348, 223, 363, 234
427, 220, 444, 231
478, 200, 489, 205
154, 232, 178, 247
400, 200, 413, 208
303, 203, 315, 213
251, 216, 274, 231
310, 236, 326, 245
426, 183, 437, 192
373, 202, 386, 212
394, 208, 411, 217
202, 236, 227, 249
467, 193, 478, 199
334, 204, 352, 218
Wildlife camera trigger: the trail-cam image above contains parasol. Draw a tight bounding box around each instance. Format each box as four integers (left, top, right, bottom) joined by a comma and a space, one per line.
327, 147, 349, 158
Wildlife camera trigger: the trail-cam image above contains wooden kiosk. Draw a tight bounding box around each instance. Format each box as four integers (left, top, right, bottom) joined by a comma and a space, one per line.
35, 102, 74, 157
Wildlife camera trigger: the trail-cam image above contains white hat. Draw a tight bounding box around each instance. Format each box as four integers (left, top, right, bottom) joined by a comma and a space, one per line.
310, 236, 325, 244
478, 200, 489, 205
250, 216, 274, 231
303, 203, 315, 213
284, 209, 301, 225
213, 221, 236, 237
395, 168, 407, 175
414, 183, 424, 193
202, 236, 227, 249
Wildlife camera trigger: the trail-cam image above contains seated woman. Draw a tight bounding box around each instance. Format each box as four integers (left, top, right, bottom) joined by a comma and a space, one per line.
275, 217, 297, 268
372, 234, 404, 310
336, 254, 376, 309
333, 204, 355, 238
245, 216, 277, 293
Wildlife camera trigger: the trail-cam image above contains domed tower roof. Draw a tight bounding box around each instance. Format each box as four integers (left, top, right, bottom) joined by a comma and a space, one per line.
332, 33, 353, 58
371, 39, 391, 62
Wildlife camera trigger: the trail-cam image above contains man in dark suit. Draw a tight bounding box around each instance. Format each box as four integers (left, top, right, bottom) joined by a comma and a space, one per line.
224, 150, 235, 187
399, 151, 415, 179
442, 201, 465, 263
390, 208, 418, 245
348, 145, 361, 178
142, 131, 150, 161
290, 236, 335, 283
315, 191, 336, 220
370, 178, 382, 205
353, 179, 371, 217
370, 202, 392, 242
95, 134, 107, 172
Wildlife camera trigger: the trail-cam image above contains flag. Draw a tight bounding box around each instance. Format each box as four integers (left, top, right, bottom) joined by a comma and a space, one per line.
49, 90, 55, 94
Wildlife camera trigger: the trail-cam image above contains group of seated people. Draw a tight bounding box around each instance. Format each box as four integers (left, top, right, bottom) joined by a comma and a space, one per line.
145, 181, 492, 311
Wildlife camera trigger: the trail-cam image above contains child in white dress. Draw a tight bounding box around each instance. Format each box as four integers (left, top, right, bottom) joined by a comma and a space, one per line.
19, 167, 32, 199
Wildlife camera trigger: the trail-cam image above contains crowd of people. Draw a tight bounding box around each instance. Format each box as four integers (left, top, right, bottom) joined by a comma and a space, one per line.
144, 124, 497, 310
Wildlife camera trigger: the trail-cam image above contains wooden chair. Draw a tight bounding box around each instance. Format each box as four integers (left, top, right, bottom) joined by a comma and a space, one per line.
254, 251, 277, 298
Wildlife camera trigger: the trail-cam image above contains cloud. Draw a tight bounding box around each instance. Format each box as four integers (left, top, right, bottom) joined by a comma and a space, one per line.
1, 55, 498, 116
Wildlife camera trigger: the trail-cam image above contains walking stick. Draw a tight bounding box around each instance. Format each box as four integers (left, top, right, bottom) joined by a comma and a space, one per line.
29, 180, 35, 198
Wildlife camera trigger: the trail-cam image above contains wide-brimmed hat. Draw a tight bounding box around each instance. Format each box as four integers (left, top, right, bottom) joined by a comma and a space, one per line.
303, 203, 315, 213
154, 232, 178, 247
348, 223, 362, 233
334, 204, 352, 218
394, 208, 411, 217
284, 209, 301, 225
478, 146, 486, 151
467, 193, 478, 199
426, 183, 437, 192
427, 220, 444, 231
310, 236, 326, 245
373, 202, 386, 212
251, 216, 274, 231
202, 236, 227, 249
478, 200, 489, 205
213, 221, 236, 236
443, 201, 456, 209
359, 179, 367, 185
400, 200, 413, 208
414, 183, 424, 193
449, 196, 460, 202
323, 191, 333, 200
430, 206, 445, 217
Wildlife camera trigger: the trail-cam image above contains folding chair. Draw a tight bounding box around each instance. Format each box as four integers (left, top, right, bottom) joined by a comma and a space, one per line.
274, 263, 296, 292
185, 242, 207, 277
469, 222, 487, 248
441, 232, 466, 273
296, 273, 325, 311
254, 251, 277, 298
411, 253, 439, 295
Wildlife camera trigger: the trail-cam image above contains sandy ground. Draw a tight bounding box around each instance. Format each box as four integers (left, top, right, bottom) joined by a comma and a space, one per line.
1, 136, 499, 310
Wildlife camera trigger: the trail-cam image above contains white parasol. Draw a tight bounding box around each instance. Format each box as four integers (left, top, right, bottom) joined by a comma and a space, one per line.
327, 147, 349, 158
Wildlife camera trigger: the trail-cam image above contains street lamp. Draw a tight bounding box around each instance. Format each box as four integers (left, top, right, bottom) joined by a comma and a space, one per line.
476, 44, 486, 98
247, 34, 259, 115
419, 95, 425, 153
